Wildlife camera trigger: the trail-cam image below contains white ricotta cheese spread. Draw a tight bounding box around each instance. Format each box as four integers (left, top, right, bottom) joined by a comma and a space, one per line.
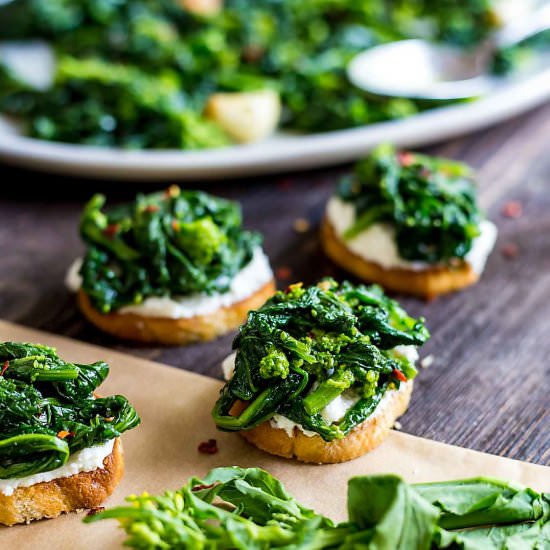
392, 345, 419, 364
494, 0, 536, 24
464, 220, 498, 275
221, 352, 238, 381
65, 257, 83, 292
0, 439, 115, 496
65, 247, 273, 319
319, 390, 361, 425
270, 384, 410, 438
326, 197, 497, 275
270, 414, 318, 438
220, 345, 417, 438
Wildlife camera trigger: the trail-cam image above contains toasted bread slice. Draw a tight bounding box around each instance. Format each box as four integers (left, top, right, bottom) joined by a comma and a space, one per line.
239, 381, 413, 464
0, 439, 123, 526
321, 218, 478, 299
77, 280, 276, 345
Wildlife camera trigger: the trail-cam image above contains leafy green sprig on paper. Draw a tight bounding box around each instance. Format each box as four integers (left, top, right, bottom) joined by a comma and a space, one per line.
85, 466, 550, 549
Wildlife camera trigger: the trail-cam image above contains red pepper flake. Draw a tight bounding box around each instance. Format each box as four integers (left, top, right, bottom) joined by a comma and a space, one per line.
198, 439, 218, 454
191, 482, 216, 492
316, 280, 332, 291
57, 430, 76, 440
397, 151, 415, 167
284, 282, 303, 294
501, 201, 523, 219
1, 361, 8, 376
144, 204, 160, 213
171, 219, 180, 231
242, 44, 265, 63
501, 243, 520, 259
103, 223, 120, 238
293, 218, 310, 233
419, 167, 431, 179
104, 416, 114, 423
392, 369, 408, 383
276, 266, 293, 281
86, 506, 105, 516
277, 179, 293, 191
165, 185, 181, 199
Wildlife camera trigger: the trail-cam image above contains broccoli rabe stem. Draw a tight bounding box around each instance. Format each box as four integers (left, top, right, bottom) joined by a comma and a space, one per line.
213, 386, 278, 431
7, 355, 79, 382
80, 195, 140, 262
213, 369, 309, 431
343, 204, 393, 240
303, 370, 354, 415
304, 383, 345, 416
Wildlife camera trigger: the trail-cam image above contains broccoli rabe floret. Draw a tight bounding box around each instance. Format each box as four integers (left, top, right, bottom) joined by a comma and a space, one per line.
361, 370, 380, 399
324, 368, 354, 391
315, 332, 354, 354
259, 347, 289, 379
175, 217, 227, 265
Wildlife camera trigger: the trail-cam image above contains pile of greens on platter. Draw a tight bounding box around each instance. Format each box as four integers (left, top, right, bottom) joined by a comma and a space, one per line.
0, 0, 531, 149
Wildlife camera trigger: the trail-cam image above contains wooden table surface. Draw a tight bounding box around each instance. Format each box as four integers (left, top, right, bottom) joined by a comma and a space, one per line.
1, 104, 549, 466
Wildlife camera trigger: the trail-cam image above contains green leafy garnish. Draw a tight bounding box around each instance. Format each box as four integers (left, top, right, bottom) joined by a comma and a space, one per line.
85, 467, 550, 549
0, 342, 140, 479
212, 280, 429, 441
79, 186, 261, 313
338, 144, 484, 263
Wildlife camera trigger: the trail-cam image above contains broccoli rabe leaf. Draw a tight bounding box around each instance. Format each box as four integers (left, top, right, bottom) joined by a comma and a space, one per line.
346, 475, 440, 550
196, 467, 331, 527
415, 478, 546, 530
86, 467, 347, 549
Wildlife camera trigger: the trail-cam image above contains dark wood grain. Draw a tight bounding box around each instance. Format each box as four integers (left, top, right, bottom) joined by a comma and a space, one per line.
1, 104, 549, 466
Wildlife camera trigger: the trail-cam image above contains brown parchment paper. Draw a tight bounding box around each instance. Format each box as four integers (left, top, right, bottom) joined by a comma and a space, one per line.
1, 320, 549, 549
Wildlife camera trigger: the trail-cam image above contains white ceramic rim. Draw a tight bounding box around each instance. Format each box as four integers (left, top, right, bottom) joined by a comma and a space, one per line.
0, 66, 549, 180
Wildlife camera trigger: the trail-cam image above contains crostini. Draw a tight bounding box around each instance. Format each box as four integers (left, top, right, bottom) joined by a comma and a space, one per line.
321, 145, 498, 298
212, 280, 429, 464
68, 185, 276, 344
0, 342, 140, 525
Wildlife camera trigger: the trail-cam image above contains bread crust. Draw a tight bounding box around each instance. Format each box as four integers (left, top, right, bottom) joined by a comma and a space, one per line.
239, 381, 413, 464
321, 217, 478, 299
77, 280, 276, 345
0, 438, 124, 526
